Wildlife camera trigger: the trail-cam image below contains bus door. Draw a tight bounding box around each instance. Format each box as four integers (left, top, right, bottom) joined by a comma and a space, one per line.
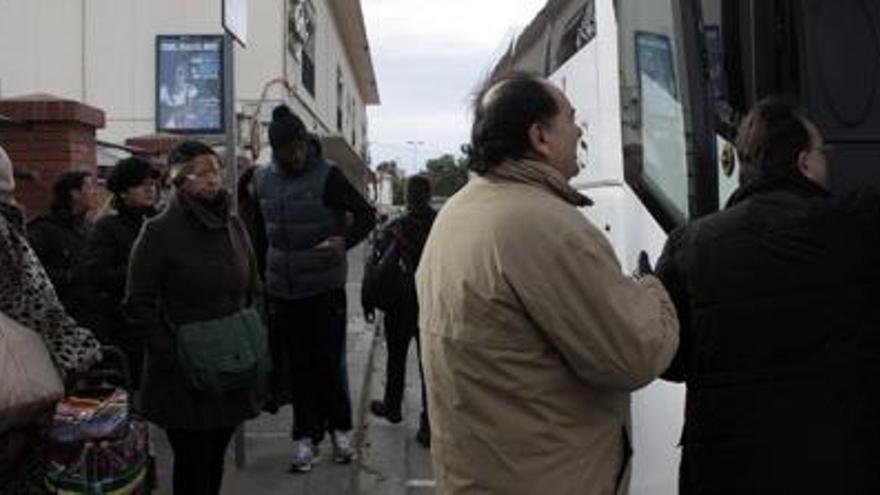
698, 0, 880, 205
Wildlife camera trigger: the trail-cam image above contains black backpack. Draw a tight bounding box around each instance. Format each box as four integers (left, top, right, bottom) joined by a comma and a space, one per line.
361, 220, 416, 314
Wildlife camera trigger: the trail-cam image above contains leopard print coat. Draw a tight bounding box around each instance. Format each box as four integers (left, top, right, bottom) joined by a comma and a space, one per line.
0, 200, 100, 375
1, 200, 102, 493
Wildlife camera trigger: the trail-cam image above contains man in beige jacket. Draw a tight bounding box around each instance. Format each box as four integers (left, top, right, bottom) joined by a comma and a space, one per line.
416, 73, 679, 495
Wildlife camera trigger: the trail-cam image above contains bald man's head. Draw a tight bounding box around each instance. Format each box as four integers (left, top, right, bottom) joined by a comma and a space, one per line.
464, 72, 561, 174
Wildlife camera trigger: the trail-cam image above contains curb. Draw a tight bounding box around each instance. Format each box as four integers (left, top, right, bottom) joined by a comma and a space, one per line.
348, 316, 382, 494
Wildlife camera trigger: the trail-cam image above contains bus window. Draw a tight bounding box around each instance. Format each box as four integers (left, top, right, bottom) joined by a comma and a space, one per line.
554, 0, 597, 71
618, 0, 693, 230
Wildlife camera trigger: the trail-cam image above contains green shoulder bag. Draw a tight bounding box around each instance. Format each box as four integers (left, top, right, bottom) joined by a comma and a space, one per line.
176, 307, 271, 397
176, 217, 271, 397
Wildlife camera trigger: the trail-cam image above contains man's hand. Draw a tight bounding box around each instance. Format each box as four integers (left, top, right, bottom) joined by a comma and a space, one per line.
364, 310, 375, 324
634, 250, 655, 279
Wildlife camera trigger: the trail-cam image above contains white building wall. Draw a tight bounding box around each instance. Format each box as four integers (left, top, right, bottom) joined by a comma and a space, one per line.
0, 0, 85, 99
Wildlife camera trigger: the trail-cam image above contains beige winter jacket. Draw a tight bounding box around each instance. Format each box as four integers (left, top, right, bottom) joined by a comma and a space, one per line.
416, 159, 679, 495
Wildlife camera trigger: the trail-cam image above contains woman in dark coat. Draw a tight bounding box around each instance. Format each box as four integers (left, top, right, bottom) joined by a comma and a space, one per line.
86, 157, 159, 378
124, 141, 263, 495
26, 171, 99, 324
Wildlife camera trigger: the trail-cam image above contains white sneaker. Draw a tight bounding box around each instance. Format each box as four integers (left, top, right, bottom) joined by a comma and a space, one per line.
331, 430, 355, 464
290, 438, 315, 473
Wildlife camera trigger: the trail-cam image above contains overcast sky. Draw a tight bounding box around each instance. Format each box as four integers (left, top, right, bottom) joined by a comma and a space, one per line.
362, 0, 546, 173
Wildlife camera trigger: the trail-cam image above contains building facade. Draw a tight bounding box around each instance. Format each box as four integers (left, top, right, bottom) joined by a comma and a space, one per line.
0, 0, 379, 188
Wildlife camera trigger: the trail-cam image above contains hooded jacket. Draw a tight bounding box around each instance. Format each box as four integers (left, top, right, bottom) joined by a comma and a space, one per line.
416, 158, 679, 495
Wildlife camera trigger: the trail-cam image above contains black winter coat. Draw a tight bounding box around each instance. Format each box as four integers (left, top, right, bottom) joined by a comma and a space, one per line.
657, 176, 880, 494
123, 191, 263, 429
26, 213, 91, 323
85, 205, 154, 342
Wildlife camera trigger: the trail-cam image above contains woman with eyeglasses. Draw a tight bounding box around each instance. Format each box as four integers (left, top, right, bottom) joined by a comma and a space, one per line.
124, 141, 264, 495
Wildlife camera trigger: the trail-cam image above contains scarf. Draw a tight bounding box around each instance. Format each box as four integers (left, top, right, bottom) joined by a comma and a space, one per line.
485, 158, 593, 207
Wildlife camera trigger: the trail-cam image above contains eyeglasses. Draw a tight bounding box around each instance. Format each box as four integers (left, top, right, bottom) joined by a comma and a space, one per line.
186, 168, 223, 181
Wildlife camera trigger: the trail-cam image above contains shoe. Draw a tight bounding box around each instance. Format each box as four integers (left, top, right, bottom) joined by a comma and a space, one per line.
289, 438, 315, 473
415, 426, 431, 449
369, 400, 403, 424
331, 430, 355, 464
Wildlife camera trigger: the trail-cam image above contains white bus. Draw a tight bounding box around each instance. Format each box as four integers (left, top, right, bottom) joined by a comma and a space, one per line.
491, 0, 880, 492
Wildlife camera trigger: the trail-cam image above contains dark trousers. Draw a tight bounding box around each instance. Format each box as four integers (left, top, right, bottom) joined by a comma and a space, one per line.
382, 306, 428, 428
269, 289, 352, 441
165, 426, 235, 495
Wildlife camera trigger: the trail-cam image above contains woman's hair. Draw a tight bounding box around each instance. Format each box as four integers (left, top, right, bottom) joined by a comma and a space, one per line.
736, 97, 811, 183
167, 140, 218, 187
50, 171, 90, 216
107, 156, 159, 210
463, 72, 559, 175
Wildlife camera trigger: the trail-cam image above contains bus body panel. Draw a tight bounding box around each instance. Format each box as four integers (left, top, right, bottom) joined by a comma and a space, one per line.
547, 2, 683, 492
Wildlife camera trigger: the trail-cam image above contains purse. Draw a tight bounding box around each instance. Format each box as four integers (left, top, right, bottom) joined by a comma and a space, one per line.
175, 217, 271, 397
176, 307, 271, 397
0, 310, 65, 434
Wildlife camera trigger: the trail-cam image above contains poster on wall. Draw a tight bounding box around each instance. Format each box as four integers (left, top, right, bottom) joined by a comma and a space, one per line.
155, 35, 225, 134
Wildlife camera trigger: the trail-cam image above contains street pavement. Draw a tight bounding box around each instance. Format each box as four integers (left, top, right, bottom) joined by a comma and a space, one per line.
150, 245, 435, 494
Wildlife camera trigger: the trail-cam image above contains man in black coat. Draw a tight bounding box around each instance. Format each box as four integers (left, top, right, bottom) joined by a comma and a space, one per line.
364, 175, 436, 447
657, 98, 880, 493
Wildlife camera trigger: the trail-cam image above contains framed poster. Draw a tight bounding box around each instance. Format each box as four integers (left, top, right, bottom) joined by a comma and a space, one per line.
156, 35, 225, 134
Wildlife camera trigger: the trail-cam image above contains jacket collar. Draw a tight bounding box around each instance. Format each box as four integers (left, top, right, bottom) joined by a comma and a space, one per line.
485, 158, 593, 207
725, 171, 830, 209
172, 189, 230, 230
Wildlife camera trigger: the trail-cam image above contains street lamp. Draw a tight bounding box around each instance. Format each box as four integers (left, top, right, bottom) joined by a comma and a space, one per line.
405, 140, 424, 172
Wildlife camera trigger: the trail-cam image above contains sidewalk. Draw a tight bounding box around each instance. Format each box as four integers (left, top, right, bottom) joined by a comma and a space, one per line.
356, 330, 435, 495
150, 246, 435, 494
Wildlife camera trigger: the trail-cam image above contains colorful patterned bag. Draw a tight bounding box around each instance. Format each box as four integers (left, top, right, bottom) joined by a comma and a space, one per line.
43, 361, 152, 494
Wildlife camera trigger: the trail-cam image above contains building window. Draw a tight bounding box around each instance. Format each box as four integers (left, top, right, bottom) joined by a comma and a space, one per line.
302, 39, 316, 96
289, 0, 316, 97
288, 0, 315, 56
337, 67, 344, 132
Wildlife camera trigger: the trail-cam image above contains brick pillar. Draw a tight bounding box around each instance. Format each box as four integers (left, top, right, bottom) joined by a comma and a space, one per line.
0, 93, 105, 215
124, 133, 184, 158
